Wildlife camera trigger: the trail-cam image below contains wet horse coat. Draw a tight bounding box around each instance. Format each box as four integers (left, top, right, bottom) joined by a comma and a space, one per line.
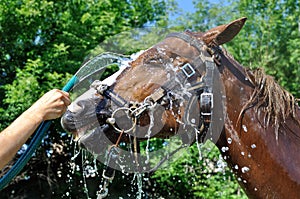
215, 51, 300, 198
62, 18, 300, 198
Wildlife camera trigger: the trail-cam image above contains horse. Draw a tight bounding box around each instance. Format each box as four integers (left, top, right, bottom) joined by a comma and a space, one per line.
61, 17, 300, 198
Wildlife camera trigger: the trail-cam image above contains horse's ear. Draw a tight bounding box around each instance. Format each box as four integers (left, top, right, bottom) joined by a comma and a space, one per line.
203, 17, 247, 46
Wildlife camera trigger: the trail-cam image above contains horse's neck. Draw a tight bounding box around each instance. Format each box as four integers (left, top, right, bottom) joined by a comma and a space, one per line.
216, 54, 300, 198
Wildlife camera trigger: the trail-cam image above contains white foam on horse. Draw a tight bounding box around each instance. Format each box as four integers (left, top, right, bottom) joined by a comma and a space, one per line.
101, 50, 145, 86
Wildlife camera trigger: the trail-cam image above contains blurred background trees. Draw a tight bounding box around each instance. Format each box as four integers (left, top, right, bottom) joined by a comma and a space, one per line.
0, 0, 299, 198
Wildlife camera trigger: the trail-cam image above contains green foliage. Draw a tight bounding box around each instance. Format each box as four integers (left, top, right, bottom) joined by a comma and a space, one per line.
0, 0, 169, 197
0, 0, 168, 127
226, 0, 300, 98
151, 142, 247, 199
89, 26, 184, 56
0, 57, 71, 129
173, 0, 299, 98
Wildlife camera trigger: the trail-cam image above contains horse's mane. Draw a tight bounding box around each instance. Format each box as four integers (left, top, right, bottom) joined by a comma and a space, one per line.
224, 50, 300, 138
135, 39, 299, 139
248, 68, 298, 123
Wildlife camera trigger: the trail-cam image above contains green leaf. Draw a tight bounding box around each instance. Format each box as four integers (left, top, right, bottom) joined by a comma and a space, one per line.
80, 12, 91, 24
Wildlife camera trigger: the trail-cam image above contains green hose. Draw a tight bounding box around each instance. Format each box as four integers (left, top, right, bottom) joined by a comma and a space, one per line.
0, 76, 77, 190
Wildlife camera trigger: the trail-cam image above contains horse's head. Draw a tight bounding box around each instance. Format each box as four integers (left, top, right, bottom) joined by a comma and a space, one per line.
61, 17, 247, 155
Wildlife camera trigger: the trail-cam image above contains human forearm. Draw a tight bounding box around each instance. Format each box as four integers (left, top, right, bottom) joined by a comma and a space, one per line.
0, 89, 71, 170
0, 108, 42, 170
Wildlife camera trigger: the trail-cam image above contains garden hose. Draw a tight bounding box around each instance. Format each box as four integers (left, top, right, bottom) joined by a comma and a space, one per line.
0, 76, 78, 190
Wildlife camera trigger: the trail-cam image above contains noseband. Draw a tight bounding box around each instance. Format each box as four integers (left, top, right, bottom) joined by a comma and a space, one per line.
91, 31, 221, 143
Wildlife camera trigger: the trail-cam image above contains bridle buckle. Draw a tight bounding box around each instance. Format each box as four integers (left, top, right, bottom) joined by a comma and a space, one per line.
200, 92, 213, 116
181, 63, 196, 78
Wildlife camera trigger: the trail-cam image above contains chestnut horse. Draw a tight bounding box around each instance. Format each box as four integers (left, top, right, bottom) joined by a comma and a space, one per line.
62, 18, 300, 198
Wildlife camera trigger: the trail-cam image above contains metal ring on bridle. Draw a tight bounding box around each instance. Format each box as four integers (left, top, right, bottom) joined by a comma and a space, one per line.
107, 107, 137, 133
130, 97, 157, 117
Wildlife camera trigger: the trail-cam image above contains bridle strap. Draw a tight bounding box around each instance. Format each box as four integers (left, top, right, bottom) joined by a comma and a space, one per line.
165, 32, 217, 139
168, 32, 255, 89
220, 51, 255, 89
167, 32, 205, 54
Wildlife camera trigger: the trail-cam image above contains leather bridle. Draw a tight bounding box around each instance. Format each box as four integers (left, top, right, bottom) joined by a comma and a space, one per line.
90, 32, 221, 144
87, 31, 251, 198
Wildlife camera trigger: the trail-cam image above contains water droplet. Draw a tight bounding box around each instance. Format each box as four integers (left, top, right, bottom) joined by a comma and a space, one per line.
234, 165, 239, 170
241, 152, 245, 156
221, 146, 229, 152
221, 147, 226, 152
242, 125, 248, 132
241, 166, 250, 173
254, 187, 258, 191
191, 118, 196, 124
167, 73, 171, 79
251, 144, 256, 149
227, 138, 232, 144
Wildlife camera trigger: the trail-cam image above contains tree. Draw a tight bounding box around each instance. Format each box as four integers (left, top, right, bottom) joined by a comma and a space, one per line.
0, 0, 167, 128
151, 142, 247, 199
227, 0, 300, 98
0, 0, 168, 197
172, 0, 299, 99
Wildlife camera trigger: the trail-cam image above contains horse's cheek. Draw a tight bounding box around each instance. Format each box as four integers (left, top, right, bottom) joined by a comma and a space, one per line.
161, 110, 180, 133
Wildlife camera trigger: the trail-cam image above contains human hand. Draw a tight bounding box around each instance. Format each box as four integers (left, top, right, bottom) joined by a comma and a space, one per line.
28, 89, 71, 121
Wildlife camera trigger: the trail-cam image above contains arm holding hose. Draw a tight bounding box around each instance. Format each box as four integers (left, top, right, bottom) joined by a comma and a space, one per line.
0, 89, 71, 170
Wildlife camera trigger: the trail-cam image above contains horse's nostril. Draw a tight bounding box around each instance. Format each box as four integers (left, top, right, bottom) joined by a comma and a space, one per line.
63, 110, 75, 122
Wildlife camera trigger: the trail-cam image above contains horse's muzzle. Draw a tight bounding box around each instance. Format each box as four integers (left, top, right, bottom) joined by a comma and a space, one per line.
61, 95, 112, 140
